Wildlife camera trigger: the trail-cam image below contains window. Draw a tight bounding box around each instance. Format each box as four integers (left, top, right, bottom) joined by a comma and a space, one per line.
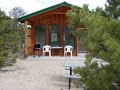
35, 25, 45, 47
49, 25, 60, 46
51, 32, 57, 42
64, 26, 74, 47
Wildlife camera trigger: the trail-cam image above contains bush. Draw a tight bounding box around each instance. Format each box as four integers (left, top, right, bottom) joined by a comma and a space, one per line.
0, 10, 21, 68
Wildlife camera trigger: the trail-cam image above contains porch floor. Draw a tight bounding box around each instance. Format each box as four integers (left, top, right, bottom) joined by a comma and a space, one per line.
26, 53, 86, 60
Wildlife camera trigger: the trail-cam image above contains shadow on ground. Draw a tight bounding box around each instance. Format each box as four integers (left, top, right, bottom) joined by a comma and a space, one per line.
50, 75, 83, 89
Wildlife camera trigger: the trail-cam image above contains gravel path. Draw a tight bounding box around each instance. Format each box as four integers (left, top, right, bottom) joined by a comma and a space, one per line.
0, 58, 84, 90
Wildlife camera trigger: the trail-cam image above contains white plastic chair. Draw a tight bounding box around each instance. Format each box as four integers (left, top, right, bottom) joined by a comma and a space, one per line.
64, 45, 73, 57
43, 45, 51, 56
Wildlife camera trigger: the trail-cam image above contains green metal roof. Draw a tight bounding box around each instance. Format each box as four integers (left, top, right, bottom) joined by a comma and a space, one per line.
18, 2, 72, 21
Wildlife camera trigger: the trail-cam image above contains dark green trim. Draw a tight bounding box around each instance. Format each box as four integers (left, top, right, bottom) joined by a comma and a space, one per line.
18, 2, 72, 21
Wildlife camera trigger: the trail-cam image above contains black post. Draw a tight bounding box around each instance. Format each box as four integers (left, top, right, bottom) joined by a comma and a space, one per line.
69, 78, 71, 89
69, 67, 72, 89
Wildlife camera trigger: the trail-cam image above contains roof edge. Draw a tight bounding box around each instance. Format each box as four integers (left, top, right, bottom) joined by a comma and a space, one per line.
18, 1, 72, 21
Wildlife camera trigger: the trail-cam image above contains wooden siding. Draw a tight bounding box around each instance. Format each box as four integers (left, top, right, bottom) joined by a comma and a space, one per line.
23, 6, 78, 57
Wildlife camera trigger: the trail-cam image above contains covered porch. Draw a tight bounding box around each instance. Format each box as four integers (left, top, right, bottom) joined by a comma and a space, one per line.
26, 53, 86, 60
18, 2, 84, 58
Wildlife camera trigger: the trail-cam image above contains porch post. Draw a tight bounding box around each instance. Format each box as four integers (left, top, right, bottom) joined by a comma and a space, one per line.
24, 20, 32, 58
24, 21, 28, 58
60, 24, 64, 47
31, 21, 34, 56
74, 30, 78, 56
46, 23, 49, 45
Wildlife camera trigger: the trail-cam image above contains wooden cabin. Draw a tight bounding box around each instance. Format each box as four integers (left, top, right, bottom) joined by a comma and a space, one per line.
18, 2, 81, 58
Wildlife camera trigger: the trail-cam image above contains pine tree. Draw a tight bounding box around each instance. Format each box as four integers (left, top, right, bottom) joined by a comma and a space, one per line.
66, 5, 120, 89
0, 9, 21, 67
105, 0, 120, 19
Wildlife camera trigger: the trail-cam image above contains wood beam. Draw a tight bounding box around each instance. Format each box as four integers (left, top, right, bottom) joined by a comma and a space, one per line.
50, 12, 66, 14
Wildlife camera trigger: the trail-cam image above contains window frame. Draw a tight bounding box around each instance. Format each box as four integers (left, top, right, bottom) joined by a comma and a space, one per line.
49, 24, 60, 47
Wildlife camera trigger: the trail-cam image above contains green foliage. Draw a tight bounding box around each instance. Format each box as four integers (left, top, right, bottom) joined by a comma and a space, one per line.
66, 4, 89, 29
105, 0, 120, 19
74, 63, 116, 90
9, 6, 25, 46
0, 9, 11, 21
93, 7, 107, 17
67, 5, 120, 89
0, 9, 21, 67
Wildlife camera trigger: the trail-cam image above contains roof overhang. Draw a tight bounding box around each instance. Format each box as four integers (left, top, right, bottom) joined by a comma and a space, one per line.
18, 2, 72, 22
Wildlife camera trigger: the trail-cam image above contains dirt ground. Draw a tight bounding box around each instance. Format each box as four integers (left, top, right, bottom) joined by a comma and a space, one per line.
0, 55, 84, 90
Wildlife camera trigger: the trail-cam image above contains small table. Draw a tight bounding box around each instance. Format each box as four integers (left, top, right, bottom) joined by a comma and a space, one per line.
63, 63, 85, 89
52, 46, 63, 49
63, 63, 85, 75
52, 46, 63, 56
